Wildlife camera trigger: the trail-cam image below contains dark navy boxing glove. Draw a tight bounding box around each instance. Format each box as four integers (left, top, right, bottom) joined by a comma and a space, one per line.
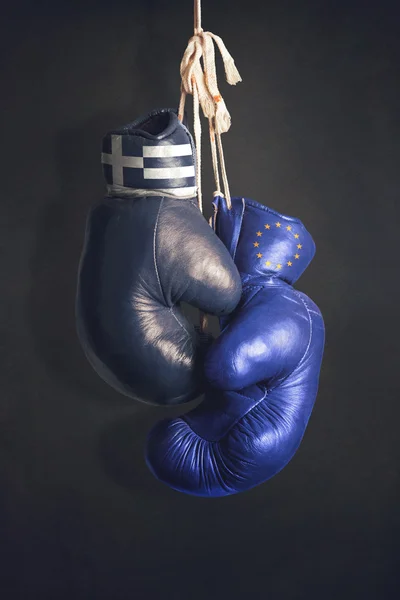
146, 196, 325, 495
76, 110, 241, 406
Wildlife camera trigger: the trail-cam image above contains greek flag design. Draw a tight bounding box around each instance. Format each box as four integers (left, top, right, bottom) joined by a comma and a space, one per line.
101, 134, 196, 193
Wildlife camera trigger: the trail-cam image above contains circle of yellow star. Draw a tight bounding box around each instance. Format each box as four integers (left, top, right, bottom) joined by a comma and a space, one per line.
276, 222, 281, 228
256, 231, 262, 237
287, 261, 292, 266
254, 242, 260, 247
265, 224, 271, 229
256, 253, 262, 258
294, 253, 300, 259
265, 260, 271, 266
294, 233, 300, 239
286, 225, 292, 231
276, 264, 282, 270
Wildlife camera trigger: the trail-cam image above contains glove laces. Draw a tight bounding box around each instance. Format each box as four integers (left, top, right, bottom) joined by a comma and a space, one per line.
177, 0, 242, 213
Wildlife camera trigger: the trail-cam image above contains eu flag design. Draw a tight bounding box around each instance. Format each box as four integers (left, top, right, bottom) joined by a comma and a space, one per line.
212, 196, 316, 285
254, 221, 303, 271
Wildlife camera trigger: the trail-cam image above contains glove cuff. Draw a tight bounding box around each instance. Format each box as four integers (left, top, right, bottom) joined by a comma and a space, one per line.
101, 108, 197, 200
212, 196, 316, 285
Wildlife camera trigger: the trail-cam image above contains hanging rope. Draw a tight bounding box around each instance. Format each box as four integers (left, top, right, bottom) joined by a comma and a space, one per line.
177, 0, 242, 212
177, 0, 241, 335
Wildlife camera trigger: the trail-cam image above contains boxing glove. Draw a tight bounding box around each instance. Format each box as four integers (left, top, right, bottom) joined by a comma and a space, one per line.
146, 196, 325, 495
76, 109, 241, 406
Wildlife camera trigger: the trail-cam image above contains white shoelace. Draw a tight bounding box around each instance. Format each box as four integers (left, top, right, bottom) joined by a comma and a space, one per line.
177, 0, 242, 213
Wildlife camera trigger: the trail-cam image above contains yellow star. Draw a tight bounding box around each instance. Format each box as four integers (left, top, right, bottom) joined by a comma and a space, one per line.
286, 225, 292, 231
294, 233, 299, 239
256, 231, 262, 237
294, 253, 300, 259
256, 253, 262, 258
276, 263, 282, 270
265, 224, 271, 229
287, 261, 292, 266
297, 244, 302, 249
276, 222, 281, 228
254, 242, 260, 247
265, 260, 271, 267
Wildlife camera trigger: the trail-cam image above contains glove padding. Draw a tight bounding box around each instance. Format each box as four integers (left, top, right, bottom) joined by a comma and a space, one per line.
146, 196, 325, 494
76, 110, 241, 406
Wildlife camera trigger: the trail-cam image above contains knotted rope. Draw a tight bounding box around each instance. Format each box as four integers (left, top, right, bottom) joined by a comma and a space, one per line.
177, 0, 242, 213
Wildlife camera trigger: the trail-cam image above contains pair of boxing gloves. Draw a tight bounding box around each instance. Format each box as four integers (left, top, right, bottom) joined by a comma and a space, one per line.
76, 108, 325, 497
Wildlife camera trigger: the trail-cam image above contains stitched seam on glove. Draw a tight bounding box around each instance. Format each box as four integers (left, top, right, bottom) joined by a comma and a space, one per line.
242, 278, 283, 288
266, 290, 314, 394
182, 388, 268, 444
223, 388, 269, 430
237, 284, 264, 309
232, 198, 246, 261
290, 290, 314, 369
153, 198, 168, 306
169, 306, 192, 338
244, 199, 301, 223
153, 198, 193, 339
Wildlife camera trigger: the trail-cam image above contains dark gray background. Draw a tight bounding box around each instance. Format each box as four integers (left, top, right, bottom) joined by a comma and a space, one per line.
1, 1, 399, 598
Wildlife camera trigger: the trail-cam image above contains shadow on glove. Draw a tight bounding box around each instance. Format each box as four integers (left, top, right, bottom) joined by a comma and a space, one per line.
146, 196, 325, 496
76, 109, 241, 406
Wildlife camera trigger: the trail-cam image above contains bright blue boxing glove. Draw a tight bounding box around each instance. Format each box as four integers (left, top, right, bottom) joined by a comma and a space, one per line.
146, 196, 325, 496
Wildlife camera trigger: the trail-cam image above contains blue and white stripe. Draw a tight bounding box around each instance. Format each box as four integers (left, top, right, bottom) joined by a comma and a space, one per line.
101, 134, 196, 195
